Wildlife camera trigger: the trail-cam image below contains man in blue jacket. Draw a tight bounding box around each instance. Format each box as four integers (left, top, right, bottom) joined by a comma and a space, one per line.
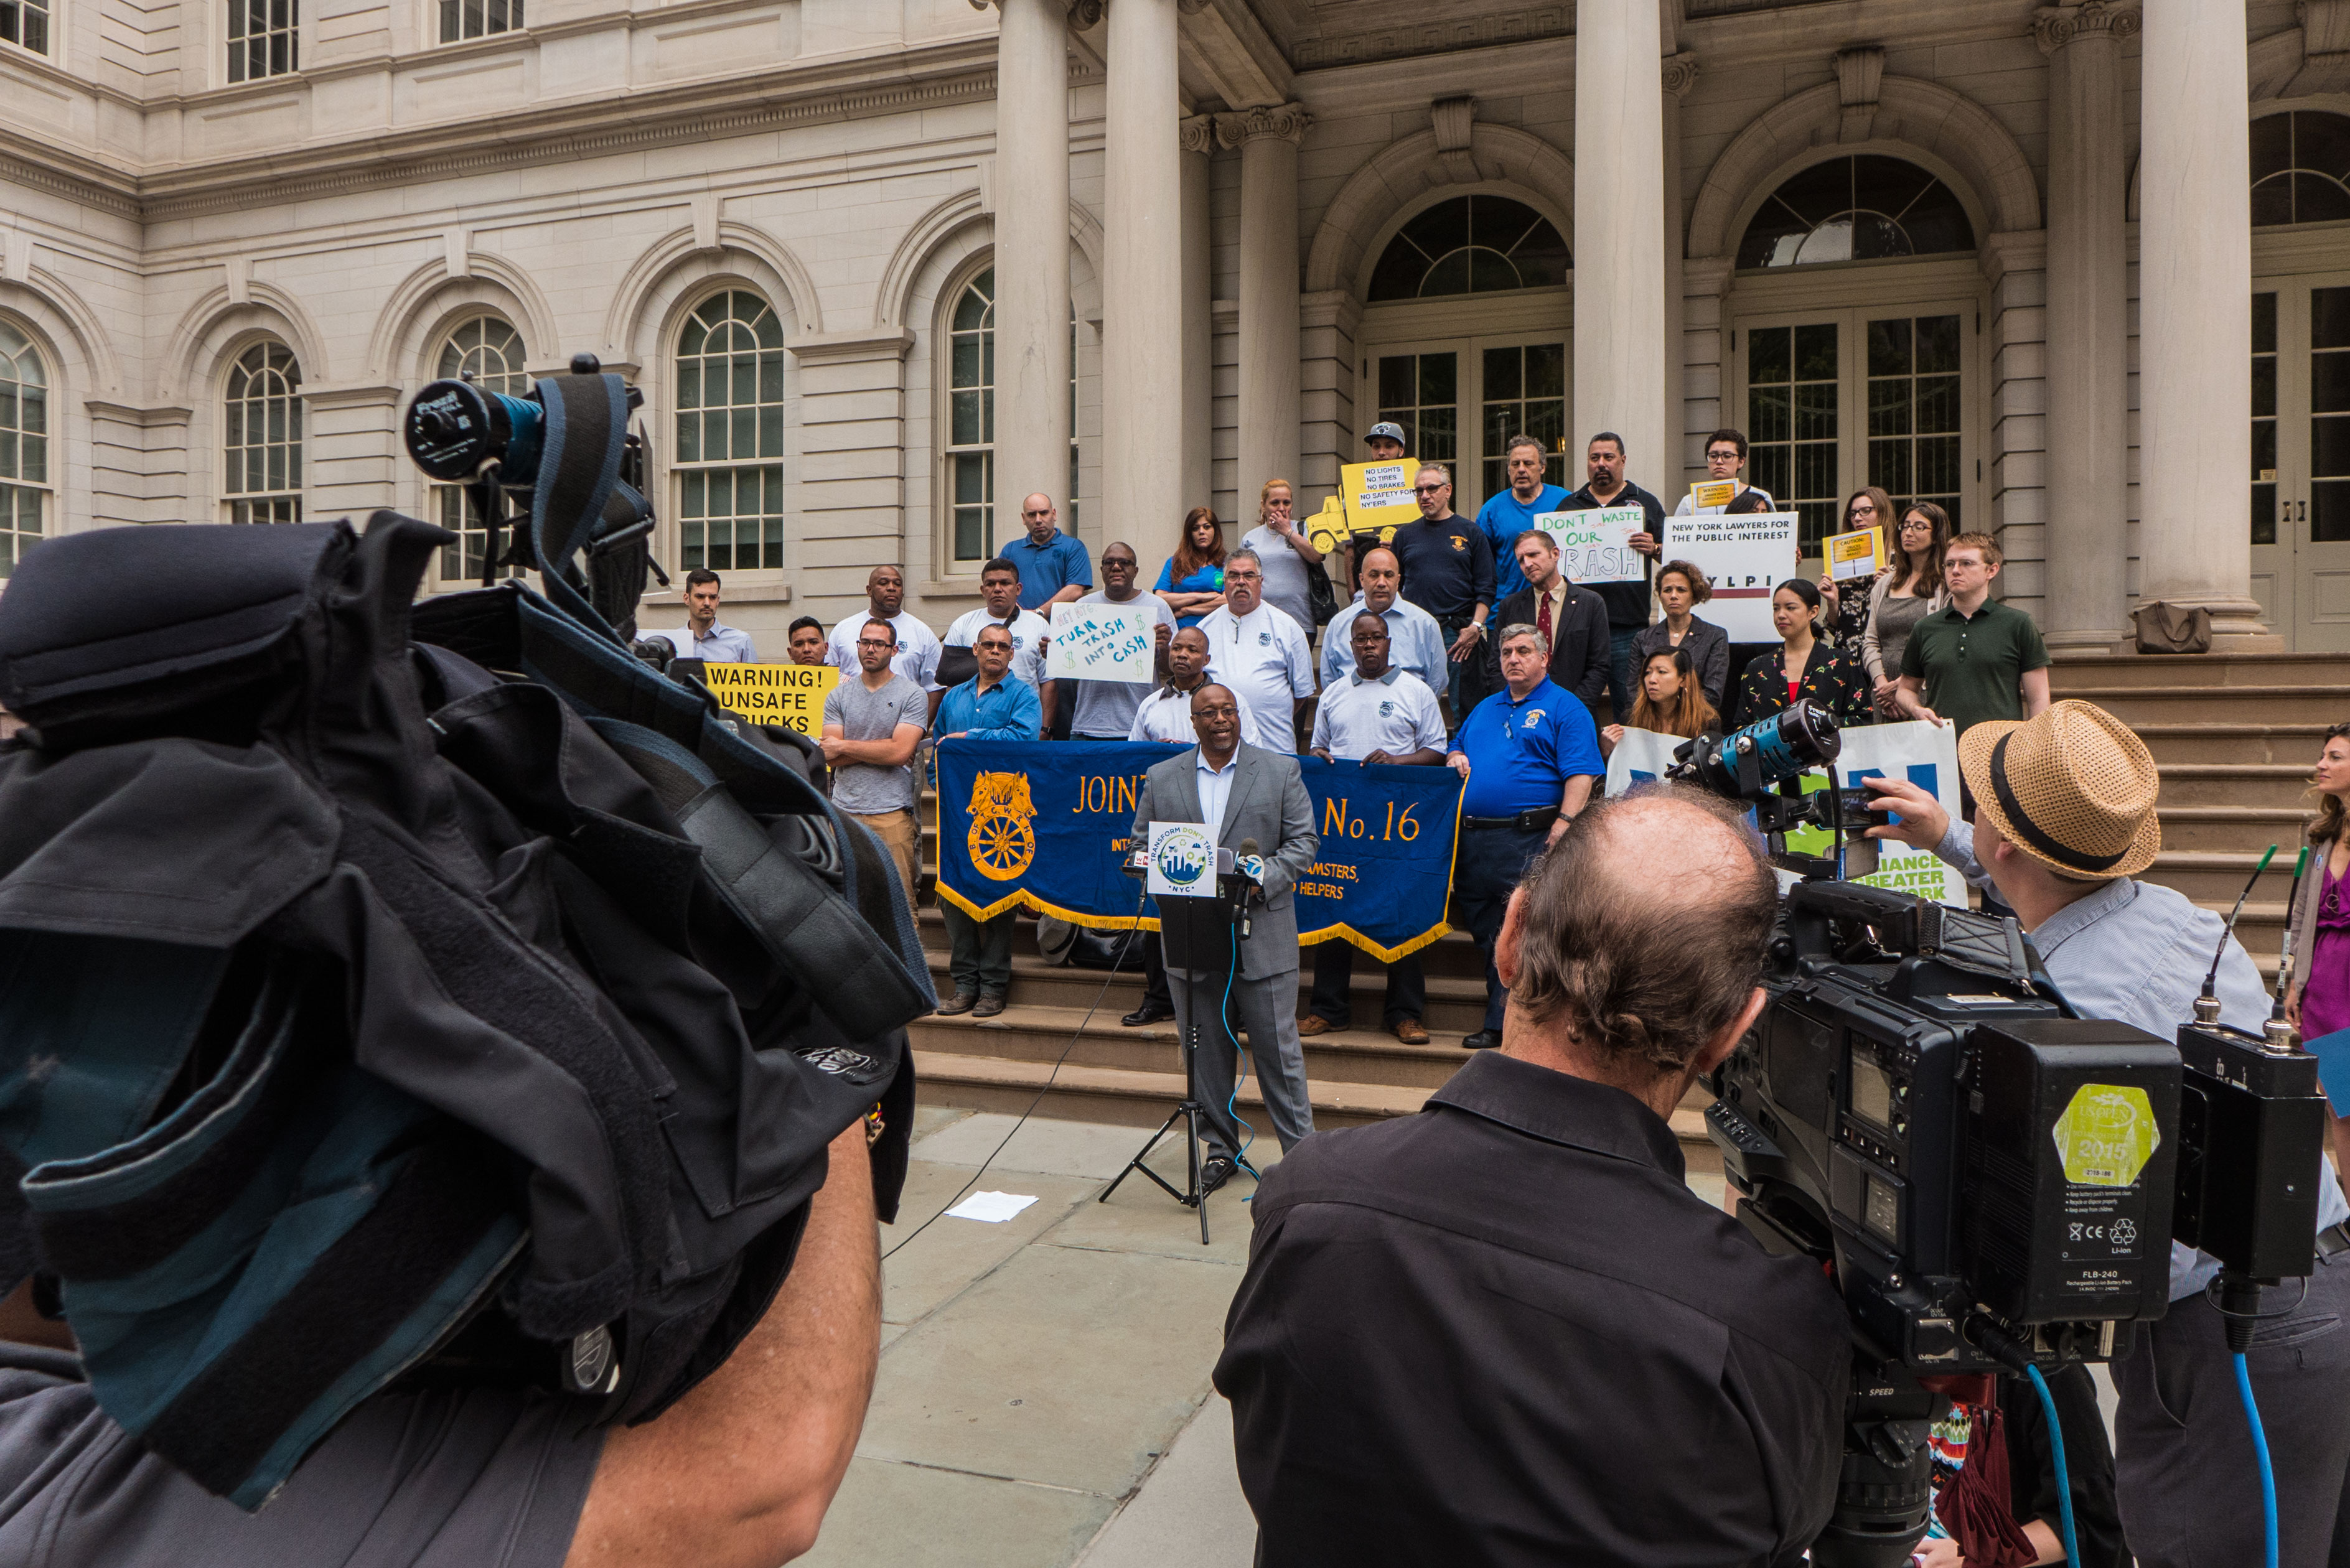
934, 622, 1042, 1017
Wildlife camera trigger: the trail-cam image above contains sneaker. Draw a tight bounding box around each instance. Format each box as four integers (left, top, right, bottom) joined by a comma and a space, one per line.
934, 991, 978, 1016
971, 991, 1008, 1019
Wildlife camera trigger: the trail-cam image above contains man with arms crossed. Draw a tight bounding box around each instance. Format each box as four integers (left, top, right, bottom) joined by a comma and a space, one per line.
1302, 615, 1446, 1047
1217, 785, 1848, 1566
821, 618, 930, 908
1128, 683, 1319, 1195
1865, 702, 2350, 1568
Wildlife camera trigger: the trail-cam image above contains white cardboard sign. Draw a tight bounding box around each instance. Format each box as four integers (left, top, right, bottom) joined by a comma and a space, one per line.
1537, 505, 1648, 585
1047, 601, 1158, 686
1660, 511, 1801, 642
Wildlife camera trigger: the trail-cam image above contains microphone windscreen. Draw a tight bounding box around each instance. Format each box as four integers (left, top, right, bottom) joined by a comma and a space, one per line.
1239, 838, 1260, 856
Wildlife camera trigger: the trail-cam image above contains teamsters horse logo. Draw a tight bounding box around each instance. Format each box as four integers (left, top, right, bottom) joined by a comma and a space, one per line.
967, 770, 1038, 880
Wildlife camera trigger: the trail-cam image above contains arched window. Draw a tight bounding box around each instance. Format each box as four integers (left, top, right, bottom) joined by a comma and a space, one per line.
1366, 196, 1570, 302
223, 342, 302, 525
2252, 112, 2350, 227
674, 289, 785, 571
1736, 156, 1974, 270
940, 266, 1080, 566
0, 323, 47, 576
432, 315, 528, 582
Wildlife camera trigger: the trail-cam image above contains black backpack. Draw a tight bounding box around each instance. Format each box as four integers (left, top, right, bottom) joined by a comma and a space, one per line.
0, 370, 929, 1508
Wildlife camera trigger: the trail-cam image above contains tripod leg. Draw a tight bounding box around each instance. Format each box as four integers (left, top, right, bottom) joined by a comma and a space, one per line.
1187, 1103, 1210, 1246
1100, 1103, 1186, 1204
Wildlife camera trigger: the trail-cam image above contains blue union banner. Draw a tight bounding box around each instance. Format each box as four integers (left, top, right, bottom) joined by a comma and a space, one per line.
933, 739, 1463, 962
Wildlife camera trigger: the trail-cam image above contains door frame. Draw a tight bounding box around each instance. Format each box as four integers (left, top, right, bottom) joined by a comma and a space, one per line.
2250, 258, 2350, 652
1360, 286, 1571, 518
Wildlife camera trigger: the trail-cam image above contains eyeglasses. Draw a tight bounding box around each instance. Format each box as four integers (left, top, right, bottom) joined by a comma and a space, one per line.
1705, 450, 1740, 464
857, 638, 895, 648
1849, 502, 1877, 516
1899, 519, 1933, 533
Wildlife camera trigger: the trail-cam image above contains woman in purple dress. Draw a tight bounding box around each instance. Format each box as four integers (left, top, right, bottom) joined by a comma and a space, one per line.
2288, 719, 2350, 1199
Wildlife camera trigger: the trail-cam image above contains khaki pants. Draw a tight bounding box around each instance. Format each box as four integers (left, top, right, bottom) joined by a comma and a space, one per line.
850, 808, 921, 908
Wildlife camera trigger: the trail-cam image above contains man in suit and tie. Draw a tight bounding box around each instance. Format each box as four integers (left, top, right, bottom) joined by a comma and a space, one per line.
1130, 683, 1321, 1193
1487, 528, 1611, 720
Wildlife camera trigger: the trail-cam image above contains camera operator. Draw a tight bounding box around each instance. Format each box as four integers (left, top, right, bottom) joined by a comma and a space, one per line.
0, 1119, 881, 1568
1866, 699, 2350, 1568
1215, 784, 1850, 1567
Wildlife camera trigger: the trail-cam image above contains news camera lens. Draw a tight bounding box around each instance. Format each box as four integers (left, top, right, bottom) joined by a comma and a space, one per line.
403, 378, 548, 485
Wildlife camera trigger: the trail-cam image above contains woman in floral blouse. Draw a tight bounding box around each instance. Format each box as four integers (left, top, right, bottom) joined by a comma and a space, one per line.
1731, 577, 1872, 729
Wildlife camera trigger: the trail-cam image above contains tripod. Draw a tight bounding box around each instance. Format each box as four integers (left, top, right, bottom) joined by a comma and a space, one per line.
1099, 895, 1242, 1245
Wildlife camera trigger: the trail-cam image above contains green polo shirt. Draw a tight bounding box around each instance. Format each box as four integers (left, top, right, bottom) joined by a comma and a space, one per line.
1898, 597, 2050, 734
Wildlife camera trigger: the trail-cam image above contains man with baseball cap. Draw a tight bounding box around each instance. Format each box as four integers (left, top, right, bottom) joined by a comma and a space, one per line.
1866, 701, 2350, 1568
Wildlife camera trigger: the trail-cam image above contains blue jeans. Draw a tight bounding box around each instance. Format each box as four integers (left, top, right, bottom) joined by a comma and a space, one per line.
1607, 626, 1641, 724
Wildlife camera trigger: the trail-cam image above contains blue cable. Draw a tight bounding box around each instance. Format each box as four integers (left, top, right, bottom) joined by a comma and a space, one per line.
2235, 1351, 2281, 1568
2023, 1365, 2080, 1568
1222, 920, 1257, 1179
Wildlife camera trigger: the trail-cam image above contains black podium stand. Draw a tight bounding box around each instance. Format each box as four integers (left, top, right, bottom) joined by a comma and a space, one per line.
1098, 892, 1240, 1244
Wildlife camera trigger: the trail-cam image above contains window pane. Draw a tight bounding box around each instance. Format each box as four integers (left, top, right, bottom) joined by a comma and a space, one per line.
1794, 324, 1838, 383
1527, 342, 1565, 400
1748, 325, 1791, 387
1484, 346, 1522, 403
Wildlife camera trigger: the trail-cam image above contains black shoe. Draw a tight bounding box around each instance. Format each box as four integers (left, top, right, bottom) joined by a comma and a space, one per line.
935, 991, 978, 1016
1200, 1155, 1237, 1196
1461, 1030, 1500, 1050
1121, 1001, 1175, 1027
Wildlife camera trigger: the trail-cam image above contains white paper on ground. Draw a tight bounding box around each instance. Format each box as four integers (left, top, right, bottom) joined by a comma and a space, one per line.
943, 1190, 1041, 1223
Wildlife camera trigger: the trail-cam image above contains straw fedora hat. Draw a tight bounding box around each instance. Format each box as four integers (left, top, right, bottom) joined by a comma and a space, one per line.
1955, 700, 2161, 881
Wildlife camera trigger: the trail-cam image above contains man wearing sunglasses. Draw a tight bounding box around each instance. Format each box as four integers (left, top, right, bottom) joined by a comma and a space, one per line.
1385, 464, 1495, 727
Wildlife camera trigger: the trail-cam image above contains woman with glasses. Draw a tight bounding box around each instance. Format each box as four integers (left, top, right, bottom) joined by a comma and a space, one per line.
2287, 721, 2350, 1198
1155, 506, 1229, 628
1817, 487, 1895, 655
1861, 502, 1950, 719
1240, 478, 1324, 635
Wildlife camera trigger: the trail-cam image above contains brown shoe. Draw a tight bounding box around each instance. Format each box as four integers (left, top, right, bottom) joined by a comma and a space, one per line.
971, 991, 1008, 1019
1392, 1017, 1430, 1045
934, 991, 978, 1016
1298, 1015, 1342, 1037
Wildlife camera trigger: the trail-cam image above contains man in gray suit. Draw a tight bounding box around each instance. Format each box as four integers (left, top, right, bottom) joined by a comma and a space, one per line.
1130, 683, 1320, 1193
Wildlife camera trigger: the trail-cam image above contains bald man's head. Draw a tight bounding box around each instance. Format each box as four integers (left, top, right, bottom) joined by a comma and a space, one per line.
1502, 785, 1776, 1081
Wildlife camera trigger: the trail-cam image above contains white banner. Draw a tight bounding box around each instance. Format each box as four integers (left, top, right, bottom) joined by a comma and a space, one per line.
1605, 719, 1966, 907
1660, 511, 1800, 642
1047, 601, 1158, 686
1537, 505, 1648, 585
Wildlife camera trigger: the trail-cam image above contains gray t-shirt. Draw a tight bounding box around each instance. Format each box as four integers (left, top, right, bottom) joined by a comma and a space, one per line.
1068, 590, 1180, 738
0, 1354, 601, 1568
821, 671, 929, 814
1240, 525, 1318, 635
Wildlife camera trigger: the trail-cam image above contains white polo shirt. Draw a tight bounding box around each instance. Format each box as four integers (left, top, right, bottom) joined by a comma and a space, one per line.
827, 610, 943, 691
1200, 600, 1315, 754
943, 605, 1052, 692
1311, 668, 1447, 762
1128, 681, 1260, 745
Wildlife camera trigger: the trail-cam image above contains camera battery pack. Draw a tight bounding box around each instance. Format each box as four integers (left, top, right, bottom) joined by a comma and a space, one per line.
2173, 1022, 2329, 1281
1959, 1020, 2180, 1326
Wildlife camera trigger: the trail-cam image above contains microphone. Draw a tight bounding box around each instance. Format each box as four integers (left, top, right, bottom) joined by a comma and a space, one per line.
1226, 837, 1264, 940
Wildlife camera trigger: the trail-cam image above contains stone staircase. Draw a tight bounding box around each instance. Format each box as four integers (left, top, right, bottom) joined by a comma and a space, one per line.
901, 651, 2344, 1167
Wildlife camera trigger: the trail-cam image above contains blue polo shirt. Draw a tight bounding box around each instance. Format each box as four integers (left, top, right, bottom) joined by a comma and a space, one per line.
1454, 676, 1603, 818
1003, 529, 1093, 610
1472, 483, 1570, 606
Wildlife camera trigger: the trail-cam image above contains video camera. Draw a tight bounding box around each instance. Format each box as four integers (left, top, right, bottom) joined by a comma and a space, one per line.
1672, 704, 2329, 1567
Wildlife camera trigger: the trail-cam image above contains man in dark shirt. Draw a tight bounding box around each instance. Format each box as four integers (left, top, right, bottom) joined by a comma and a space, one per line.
1386, 462, 1494, 723
1216, 785, 1850, 1566
1558, 431, 1669, 722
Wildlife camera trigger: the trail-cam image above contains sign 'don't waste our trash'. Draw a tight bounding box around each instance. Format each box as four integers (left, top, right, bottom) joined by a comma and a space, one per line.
1047, 601, 1158, 686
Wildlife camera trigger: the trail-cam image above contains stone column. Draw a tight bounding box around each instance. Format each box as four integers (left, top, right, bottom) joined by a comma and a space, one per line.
989, 0, 1073, 537
2034, 2, 2135, 651
1224, 103, 1310, 502
1662, 52, 1698, 488
1181, 113, 1214, 513
2136, 0, 2277, 645
1575, 0, 1668, 477
1101, 0, 1184, 549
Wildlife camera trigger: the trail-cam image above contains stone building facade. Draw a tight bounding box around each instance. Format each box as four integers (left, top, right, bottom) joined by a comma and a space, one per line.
2, 0, 2347, 650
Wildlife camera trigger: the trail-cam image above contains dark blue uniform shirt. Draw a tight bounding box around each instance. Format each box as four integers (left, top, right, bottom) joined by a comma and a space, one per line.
1453, 676, 1603, 818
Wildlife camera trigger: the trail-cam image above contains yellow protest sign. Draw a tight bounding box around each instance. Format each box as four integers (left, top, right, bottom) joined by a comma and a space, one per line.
2051, 1084, 2161, 1188
1826, 526, 1884, 582
700, 661, 839, 737
1306, 496, 1351, 554
1339, 459, 1420, 542
1689, 478, 1738, 509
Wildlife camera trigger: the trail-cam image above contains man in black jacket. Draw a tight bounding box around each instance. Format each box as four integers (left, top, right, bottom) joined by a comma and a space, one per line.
1487, 528, 1610, 715
1216, 785, 1848, 1566
1557, 432, 1669, 723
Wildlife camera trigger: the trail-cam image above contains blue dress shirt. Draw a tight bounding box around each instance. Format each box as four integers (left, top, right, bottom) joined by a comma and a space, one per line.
1321, 597, 1449, 698
935, 674, 1042, 740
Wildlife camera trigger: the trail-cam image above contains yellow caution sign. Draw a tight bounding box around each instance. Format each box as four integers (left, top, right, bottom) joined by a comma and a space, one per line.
701, 661, 839, 738
2051, 1084, 2161, 1188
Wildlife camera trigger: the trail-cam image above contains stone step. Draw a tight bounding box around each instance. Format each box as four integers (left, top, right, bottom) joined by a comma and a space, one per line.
2051, 686, 2350, 726
909, 999, 1481, 1090
922, 950, 1494, 1033
2142, 850, 2315, 903
2048, 652, 2350, 689
2155, 765, 2320, 809
2133, 724, 2336, 765
2142, 805, 2315, 852
911, 1047, 1721, 1169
